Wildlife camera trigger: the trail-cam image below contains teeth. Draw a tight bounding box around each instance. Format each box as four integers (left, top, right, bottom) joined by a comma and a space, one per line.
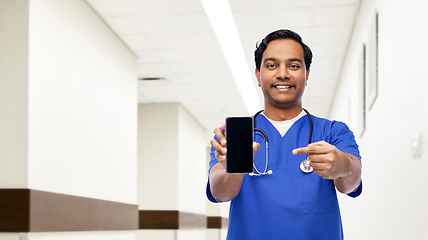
276, 86, 291, 89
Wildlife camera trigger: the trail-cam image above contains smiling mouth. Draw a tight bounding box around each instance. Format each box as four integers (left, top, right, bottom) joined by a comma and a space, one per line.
273, 84, 294, 89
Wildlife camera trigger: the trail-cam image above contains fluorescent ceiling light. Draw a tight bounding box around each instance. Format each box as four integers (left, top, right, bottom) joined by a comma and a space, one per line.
201, 0, 262, 115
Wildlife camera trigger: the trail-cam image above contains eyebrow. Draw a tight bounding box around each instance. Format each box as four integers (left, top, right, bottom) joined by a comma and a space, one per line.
263, 57, 303, 64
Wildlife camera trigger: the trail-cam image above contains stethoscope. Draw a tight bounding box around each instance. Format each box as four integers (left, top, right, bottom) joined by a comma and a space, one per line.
249, 108, 314, 176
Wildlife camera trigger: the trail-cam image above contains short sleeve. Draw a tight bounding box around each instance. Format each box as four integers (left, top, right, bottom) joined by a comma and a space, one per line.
329, 121, 363, 198
347, 181, 362, 198
206, 136, 220, 203
329, 121, 361, 161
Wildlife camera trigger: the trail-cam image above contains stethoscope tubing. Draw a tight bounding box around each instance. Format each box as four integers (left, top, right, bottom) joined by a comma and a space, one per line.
251, 108, 313, 176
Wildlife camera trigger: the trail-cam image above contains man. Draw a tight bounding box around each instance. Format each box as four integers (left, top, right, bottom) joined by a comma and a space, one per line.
206, 29, 362, 239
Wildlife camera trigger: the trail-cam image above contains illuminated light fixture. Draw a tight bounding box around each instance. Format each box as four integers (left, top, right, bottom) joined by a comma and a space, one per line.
201, 0, 261, 114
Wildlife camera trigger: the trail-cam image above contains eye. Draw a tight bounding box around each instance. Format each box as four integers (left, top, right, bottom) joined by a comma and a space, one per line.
290, 64, 301, 69
266, 63, 277, 68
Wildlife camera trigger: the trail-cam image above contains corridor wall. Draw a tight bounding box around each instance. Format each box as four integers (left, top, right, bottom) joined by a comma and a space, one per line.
137, 103, 208, 240
329, 0, 428, 239
0, 0, 138, 239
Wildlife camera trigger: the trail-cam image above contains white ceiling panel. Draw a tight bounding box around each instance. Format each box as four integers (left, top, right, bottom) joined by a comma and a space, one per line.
230, 0, 313, 10
233, 8, 313, 30
120, 34, 152, 50
134, 50, 163, 63
313, 6, 357, 26
191, 91, 240, 100
103, 16, 140, 35
86, 0, 124, 16
239, 30, 272, 47
312, 26, 353, 43
167, 61, 229, 74
138, 83, 187, 94
137, 63, 171, 77
131, 13, 210, 34
315, 0, 359, 7
87, 0, 362, 138
183, 82, 237, 92
175, 73, 234, 84
157, 48, 225, 63
145, 32, 218, 49
310, 42, 347, 57
115, 0, 204, 15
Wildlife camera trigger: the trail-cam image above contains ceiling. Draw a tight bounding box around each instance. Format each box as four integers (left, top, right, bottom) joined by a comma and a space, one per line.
86, 0, 361, 137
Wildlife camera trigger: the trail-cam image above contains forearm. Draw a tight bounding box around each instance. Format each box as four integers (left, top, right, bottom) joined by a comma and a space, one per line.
334, 153, 362, 194
209, 163, 245, 202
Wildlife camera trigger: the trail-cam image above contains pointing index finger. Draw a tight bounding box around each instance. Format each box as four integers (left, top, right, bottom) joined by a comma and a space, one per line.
292, 146, 311, 155
292, 141, 329, 155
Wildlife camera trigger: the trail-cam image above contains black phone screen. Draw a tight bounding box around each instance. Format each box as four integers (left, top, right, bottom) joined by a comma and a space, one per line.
225, 117, 254, 173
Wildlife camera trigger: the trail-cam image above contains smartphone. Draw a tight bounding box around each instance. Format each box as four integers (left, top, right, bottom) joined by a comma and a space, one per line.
225, 117, 254, 173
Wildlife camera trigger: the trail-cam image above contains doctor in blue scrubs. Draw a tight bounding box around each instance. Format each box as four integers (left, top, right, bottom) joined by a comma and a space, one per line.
207, 29, 362, 240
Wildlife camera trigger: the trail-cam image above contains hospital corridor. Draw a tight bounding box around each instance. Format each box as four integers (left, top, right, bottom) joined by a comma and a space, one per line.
0, 0, 427, 239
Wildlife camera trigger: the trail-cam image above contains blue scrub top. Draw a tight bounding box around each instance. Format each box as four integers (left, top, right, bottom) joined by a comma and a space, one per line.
206, 113, 362, 240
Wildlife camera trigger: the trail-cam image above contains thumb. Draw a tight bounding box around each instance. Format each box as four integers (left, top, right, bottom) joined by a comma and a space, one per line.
253, 142, 261, 154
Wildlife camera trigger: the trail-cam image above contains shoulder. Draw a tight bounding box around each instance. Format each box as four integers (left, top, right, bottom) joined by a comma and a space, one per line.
311, 115, 361, 159
311, 115, 351, 134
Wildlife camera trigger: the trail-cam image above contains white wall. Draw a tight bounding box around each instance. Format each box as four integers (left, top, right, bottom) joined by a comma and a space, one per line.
27, 231, 136, 240
26, 0, 137, 205
0, 0, 29, 188
138, 103, 179, 210
138, 103, 209, 240
330, 0, 428, 239
0, 0, 137, 239
177, 104, 207, 214
177, 104, 208, 240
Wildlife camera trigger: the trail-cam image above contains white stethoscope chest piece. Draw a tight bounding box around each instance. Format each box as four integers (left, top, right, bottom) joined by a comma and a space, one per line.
300, 159, 313, 173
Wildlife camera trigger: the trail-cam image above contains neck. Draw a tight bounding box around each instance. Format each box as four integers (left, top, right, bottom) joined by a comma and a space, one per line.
263, 104, 303, 121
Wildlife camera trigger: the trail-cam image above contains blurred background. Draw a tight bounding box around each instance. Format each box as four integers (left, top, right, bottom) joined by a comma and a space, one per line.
0, 0, 427, 239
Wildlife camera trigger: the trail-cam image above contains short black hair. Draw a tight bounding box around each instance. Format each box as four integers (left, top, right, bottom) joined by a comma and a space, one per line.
254, 29, 313, 71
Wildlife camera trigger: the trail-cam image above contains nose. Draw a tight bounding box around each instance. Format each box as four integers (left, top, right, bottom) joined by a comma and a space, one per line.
275, 65, 289, 80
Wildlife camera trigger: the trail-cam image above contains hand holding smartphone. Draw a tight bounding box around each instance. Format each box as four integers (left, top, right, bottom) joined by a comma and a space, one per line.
225, 117, 254, 173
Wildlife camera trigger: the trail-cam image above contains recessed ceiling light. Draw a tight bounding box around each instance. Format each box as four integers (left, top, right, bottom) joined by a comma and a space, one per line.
138, 77, 169, 86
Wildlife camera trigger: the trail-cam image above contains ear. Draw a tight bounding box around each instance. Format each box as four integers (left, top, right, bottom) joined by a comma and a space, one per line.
305, 69, 310, 86
255, 68, 261, 87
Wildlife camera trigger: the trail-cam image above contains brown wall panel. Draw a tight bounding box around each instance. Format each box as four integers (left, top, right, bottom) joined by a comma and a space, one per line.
0, 189, 30, 232
207, 216, 228, 229
207, 216, 221, 229
1, 189, 227, 232
139, 210, 209, 229
0, 189, 138, 232
139, 210, 179, 229
30, 189, 138, 232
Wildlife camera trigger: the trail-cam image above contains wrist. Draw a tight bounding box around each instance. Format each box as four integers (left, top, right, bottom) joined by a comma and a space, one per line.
338, 152, 353, 178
